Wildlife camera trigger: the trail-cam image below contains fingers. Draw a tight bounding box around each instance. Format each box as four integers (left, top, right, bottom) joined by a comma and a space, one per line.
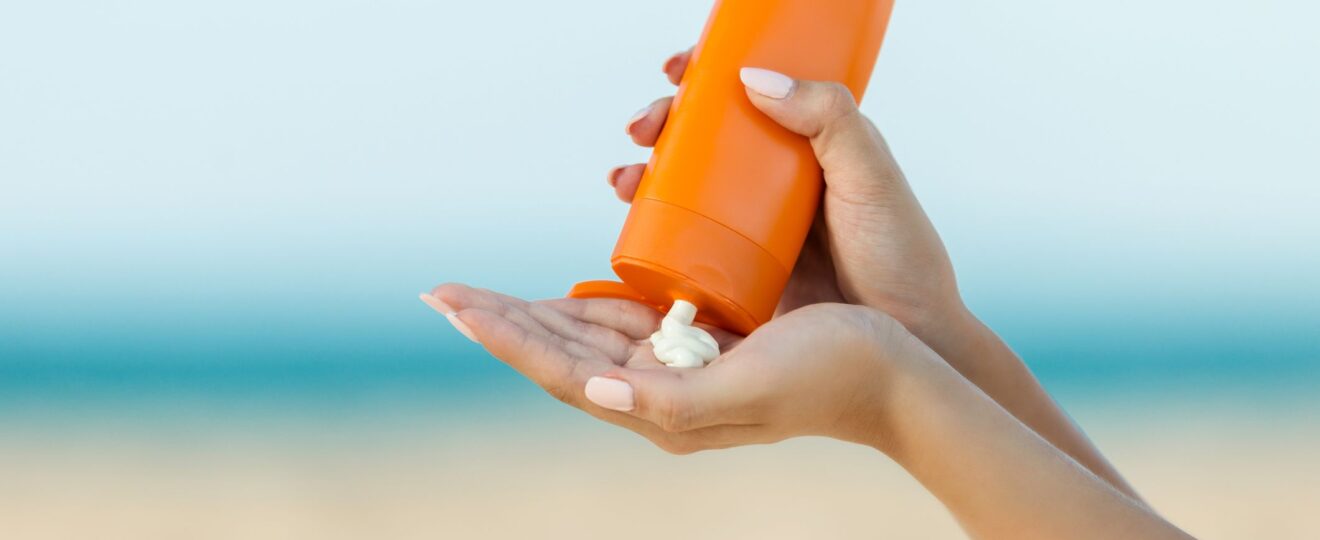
539, 297, 662, 341
454, 305, 700, 450
430, 286, 774, 454
608, 95, 672, 205
432, 283, 634, 363
604, 48, 693, 203
585, 366, 758, 433
662, 48, 693, 86
612, 95, 670, 203
739, 67, 909, 202
431, 283, 547, 340
457, 308, 772, 455
454, 308, 592, 405
629, 47, 688, 146
624, 96, 673, 148
606, 163, 645, 202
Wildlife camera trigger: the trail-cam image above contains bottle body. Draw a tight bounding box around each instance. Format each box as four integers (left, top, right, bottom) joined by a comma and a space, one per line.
573, 0, 895, 334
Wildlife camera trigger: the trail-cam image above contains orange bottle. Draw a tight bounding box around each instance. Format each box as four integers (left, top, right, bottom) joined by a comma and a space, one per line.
570, 0, 896, 335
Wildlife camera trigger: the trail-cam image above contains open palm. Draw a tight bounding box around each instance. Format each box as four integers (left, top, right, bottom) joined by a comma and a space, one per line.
428, 283, 741, 379
424, 283, 895, 453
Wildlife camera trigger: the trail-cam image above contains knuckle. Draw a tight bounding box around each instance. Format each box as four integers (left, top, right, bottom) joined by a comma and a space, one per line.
806, 82, 863, 142
821, 83, 858, 117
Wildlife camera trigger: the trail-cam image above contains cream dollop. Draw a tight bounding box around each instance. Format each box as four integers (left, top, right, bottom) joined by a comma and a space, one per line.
650, 300, 720, 368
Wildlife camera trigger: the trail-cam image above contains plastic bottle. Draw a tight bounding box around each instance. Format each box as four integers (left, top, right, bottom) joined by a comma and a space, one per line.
570, 0, 896, 335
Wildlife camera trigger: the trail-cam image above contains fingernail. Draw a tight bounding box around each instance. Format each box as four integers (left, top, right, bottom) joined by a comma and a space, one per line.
663, 52, 683, 74
740, 67, 795, 99
607, 165, 625, 188
446, 313, 478, 343
420, 293, 478, 343
585, 376, 635, 412
626, 106, 650, 134
419, 293, 454, 314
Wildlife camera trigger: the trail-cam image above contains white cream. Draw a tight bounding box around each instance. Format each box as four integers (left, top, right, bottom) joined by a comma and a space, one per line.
650, 300, 720, 368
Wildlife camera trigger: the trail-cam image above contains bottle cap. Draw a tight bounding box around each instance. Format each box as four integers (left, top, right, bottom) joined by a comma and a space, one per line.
569, 198, 789, 335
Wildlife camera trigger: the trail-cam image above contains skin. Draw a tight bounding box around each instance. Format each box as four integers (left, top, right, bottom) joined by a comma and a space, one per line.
621, 48, 1141, 500
422, 51, 1192, 538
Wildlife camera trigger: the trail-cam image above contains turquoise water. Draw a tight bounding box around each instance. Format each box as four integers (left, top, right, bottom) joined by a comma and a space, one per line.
2, 290, 1316, 421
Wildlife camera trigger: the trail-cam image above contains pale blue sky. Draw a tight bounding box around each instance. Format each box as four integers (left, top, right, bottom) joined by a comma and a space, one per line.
1, 1, 1317, 365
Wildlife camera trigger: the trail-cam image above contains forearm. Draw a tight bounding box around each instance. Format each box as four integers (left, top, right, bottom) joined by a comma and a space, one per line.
871, 344, 1189, 540
913, 305, 1141, 500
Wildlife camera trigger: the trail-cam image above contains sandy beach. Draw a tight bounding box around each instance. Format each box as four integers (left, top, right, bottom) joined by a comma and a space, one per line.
3, 392, 1315, 540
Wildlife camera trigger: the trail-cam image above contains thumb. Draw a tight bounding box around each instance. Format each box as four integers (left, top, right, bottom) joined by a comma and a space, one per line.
739, 67, 907, 200
583, 370, 744, 433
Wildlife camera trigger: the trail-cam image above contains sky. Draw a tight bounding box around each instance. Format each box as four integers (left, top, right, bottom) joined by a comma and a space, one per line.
1, 0, 1316, 395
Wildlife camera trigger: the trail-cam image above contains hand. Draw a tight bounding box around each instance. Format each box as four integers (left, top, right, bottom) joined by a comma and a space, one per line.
419, 285, 1190, 539
606, 52, 1148, 501
611, 50, 966, 346
422, 284, 918, 453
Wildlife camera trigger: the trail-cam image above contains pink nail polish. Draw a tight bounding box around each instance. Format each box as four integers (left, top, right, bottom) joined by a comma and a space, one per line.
663, 52, 685, 75
607, 166, 625, 187
626, 106, 650, 134
585, 377, 635, 412
739, 67, 795, 99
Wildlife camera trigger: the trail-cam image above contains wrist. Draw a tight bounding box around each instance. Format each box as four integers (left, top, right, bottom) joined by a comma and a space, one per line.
835, 306, 935, 454
854, 323, 951, 461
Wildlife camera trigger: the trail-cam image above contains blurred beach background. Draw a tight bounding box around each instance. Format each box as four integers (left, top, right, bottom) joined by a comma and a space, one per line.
2, 0, 1317, 538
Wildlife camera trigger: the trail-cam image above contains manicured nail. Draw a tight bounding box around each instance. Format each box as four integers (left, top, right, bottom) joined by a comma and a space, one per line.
607, 165, 625, 188
663, 52, 684, 74
446, 313, 478, 343
419, 293, 477, 343
419, 293, 454, 314
585, 376, 635, 412
626, 106, 650, 134
740, 67, 795, 99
